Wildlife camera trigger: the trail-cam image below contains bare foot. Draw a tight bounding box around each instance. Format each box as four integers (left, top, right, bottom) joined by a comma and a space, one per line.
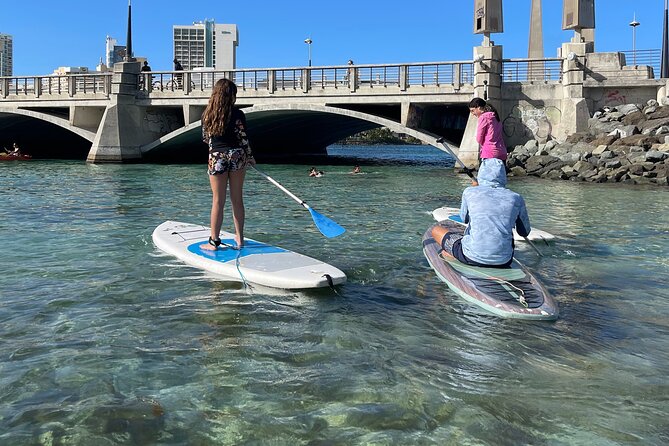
201, 243, 218, 251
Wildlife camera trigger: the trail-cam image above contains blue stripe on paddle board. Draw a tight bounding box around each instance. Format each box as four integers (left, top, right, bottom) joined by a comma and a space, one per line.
187, 238, 286, 263
448, 215, 463, 223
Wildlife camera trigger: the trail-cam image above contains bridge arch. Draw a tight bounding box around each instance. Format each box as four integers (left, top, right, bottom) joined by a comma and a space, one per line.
140, 104, 458, 161
0, 108, 96, 158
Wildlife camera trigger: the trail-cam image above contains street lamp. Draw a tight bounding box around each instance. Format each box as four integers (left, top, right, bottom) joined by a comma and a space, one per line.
304, 38, 312, 67
630, 13, 640, 65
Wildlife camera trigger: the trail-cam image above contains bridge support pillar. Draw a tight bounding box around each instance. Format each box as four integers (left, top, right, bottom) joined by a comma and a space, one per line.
458, 44, 504, 169
557, 42, 589, 141
87, 61, 146, 163
184, 105, 205, 125
401, 102, 421, 128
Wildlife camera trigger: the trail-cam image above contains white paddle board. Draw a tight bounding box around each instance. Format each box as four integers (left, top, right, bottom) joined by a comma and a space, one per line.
431, 206, 556, 243
152, 221, 346, 289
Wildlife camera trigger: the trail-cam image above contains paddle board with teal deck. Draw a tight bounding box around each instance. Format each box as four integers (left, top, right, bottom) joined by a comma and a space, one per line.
423, 221, 558, 320
431, 206, 556, 243
153, 221, 346, 289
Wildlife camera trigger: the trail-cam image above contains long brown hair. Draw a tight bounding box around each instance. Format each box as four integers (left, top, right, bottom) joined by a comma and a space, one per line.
202, 78, 238, 137
468, 97, 500, 122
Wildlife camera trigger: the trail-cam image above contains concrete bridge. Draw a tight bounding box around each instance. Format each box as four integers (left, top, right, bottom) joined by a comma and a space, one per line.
0, 43, 664, 166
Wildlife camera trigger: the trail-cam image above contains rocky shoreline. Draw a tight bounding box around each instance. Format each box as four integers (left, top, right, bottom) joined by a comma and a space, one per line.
506, 101, 669, 186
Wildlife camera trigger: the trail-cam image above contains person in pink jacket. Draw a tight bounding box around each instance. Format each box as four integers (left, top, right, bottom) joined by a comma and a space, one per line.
468, 98, 507, 186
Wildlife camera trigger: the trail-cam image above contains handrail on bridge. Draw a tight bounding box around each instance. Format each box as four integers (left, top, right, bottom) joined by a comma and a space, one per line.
0, 72, 112, 98
141, 61, 477, 94
2, 51, 661, 100
501, 57, 564, 83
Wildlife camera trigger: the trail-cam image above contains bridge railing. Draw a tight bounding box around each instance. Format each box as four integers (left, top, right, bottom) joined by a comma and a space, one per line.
501, 58, 564, 83
620, 49, 661, 76
0, 73, 112, 98
140, 61, 476, 95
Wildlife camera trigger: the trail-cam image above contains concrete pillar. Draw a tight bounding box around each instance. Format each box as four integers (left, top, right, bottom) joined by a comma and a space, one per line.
184, 105, 205, 125
302, 69, 310, 93
70, 106, 105, 132
457, 44, 504, 169
400, 102, 421, 128
349, 66, 358, 92
268, 70, 276, 94
87, 61, 145, 163
557, 42, 589, 141
528, 0, 545, 81
399, 66, 408, 91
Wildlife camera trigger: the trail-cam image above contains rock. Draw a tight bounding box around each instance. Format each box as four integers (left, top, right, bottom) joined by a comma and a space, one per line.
573, 160, 595, 173
591, 171, 609, 182
509, 166, 527, 176
647, 99, 659, 107
608, 125, 639, 138
656, 126, 669, 135
589, 118, 621, 136
544, 170, 563, 179
558, 152, 582, 163
645, 106, 669, 120
646, 151, 669, 162
618, 104, 642, 115
523, 139, 538, 151
639, 116, 669, 134
608, 111, 625, 121
622, 110, 646, 126
566, 132, 594, 144
599, 151, 615, 160
644, 106, 658, 115
613, 134, 660, 148
592, 145, 609, 155
627, 163, 645, 175
593, 111, 603, 119
591, 135, 619, 146
605, 159, 622, 169
544, 140, 559, 151
609, 167, 629, 181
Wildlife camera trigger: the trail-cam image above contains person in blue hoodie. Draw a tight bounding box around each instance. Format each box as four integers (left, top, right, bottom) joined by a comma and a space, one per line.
431, 158, 531, 268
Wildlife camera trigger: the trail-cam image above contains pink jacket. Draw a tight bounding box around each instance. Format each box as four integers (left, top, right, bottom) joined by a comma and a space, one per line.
476, 111, 507, 161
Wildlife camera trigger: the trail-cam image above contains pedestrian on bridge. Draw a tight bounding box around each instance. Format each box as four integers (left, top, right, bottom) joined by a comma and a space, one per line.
468, 97, 507, 186
201, 79, 256, 251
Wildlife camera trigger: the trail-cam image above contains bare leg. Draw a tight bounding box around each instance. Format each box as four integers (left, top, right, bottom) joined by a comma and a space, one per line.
203, 173, 229, 251
228, 167, 247, 248
431, 225, 450, 247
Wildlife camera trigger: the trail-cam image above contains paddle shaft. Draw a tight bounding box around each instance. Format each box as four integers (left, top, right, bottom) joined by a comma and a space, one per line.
435, 138, 543, 257
252, 166, 311, 211
436, 138, 475, 179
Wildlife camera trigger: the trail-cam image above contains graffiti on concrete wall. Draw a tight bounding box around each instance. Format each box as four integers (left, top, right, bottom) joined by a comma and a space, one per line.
143, 110, 183, 136
589, 88, 634, 110
502, 104, 561, 143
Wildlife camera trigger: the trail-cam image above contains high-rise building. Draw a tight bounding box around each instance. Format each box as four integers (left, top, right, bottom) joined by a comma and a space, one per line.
0, 33, 13, 76
173, 20, 238, 70
105, 36, 127, 69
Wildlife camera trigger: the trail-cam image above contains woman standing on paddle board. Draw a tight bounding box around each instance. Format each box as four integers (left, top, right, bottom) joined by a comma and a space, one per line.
469, 97, 507, 186
201, 79, 255, 250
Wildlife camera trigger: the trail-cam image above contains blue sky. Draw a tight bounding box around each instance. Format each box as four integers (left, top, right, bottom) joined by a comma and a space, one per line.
1, 0, 667, 75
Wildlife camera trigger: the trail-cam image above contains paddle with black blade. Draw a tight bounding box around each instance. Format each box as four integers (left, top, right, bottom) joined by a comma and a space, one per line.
435, 137, 544, 257
252, 166, 346, 238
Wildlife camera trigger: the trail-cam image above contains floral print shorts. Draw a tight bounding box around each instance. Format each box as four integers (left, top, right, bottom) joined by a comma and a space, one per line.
208, 149, 247, 175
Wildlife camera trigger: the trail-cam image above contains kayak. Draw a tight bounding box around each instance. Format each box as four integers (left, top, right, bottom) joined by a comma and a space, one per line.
431, 206, 556, 243
0, 153, 32, 161
152, 221, 346, 289
423, 220, 558, 320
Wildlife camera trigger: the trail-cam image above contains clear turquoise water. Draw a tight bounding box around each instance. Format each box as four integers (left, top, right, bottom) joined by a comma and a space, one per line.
1, 145, 668, 445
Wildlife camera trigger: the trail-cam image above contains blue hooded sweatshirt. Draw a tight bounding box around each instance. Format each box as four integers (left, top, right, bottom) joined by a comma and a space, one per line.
459, 159, 531, 265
